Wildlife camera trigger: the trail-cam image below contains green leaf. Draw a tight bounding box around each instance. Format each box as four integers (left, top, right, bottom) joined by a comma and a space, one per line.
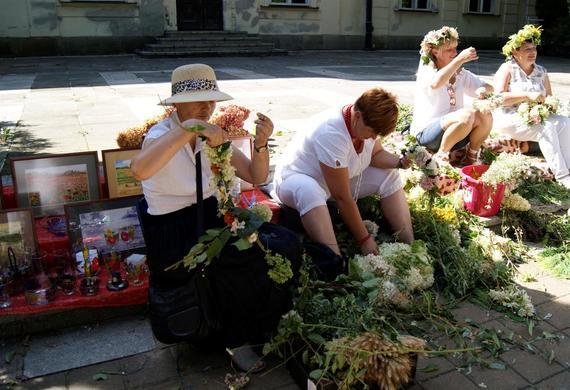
418, 363, 439, 373
488, 362, 506, 370
527, 320, 534, 336
362, 277, 382, 289
233, 237, 252, 251
548, 350, 555, 364
302, 349, 309, 365
4, 351, 15, 364
307, 333, 326, 345
309, 369, 323, 380
92, 373, 108, 381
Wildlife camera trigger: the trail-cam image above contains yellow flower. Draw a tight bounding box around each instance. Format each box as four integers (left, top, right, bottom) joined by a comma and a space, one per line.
432, 205, 458, 225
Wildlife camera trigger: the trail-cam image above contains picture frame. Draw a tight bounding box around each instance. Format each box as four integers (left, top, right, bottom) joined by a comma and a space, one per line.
0, 208, 37, 266
65, 195, 146, 257
10, 152, 100, 217
102, 148, 143, 199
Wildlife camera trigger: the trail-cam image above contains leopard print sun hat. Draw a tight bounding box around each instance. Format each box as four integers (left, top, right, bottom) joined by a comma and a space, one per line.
160, 64, 233, 105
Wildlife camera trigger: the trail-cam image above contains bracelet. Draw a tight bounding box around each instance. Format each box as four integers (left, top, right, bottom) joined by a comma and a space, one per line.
356, 233, 372, 246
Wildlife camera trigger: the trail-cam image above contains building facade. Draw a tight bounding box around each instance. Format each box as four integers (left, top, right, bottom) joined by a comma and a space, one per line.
0, 0, 538, 56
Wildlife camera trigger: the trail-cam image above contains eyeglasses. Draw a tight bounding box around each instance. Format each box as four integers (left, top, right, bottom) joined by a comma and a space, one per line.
447, 84, 456, 107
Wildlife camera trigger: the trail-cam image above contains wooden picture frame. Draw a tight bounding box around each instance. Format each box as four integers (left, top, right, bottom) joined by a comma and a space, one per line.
10, 152, 100, 217
102, 148, 142, 199
65, 195, 145, 257
0, 208, 37, 266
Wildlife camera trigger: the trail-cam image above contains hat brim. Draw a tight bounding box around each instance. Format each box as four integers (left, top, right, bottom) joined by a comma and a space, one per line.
160, 90, 233, 105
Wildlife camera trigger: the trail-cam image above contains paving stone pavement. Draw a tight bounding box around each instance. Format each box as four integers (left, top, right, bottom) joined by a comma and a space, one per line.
1, 51, 570, 389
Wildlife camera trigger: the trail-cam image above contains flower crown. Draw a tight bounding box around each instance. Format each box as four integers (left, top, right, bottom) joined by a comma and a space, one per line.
502, 24, 542, 58
419, 26, 459, 65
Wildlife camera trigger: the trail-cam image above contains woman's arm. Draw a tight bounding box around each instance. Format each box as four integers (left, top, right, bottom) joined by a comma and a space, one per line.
370, 141, 410, 169
232, 113, 273, 184
430, 47, 479, 89
544, 73, 553, 96
494, 62, 544, 106
320, 163, 378, 255
130, 119, 224, 181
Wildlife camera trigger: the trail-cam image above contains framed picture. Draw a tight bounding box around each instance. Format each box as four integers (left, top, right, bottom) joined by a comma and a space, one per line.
65, 196, 146, 257
102, 148, 143, 199
0, 208, 37, 265
11, 152, 100, 217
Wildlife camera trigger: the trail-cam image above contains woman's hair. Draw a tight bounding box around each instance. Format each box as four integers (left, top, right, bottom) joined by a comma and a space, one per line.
502, 24, 542, 58
354, 88, 398, 137
419, 26, 459, 66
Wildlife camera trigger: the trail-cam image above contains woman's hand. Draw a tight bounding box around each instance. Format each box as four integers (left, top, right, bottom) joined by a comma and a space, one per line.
457, 47, 479, 64
398, 156, 413, 170
527, 92, 545, 103
360, 236, 379, 255
200, 124, 228, 147
254, 113, 273, 149
475, 86, 487, 99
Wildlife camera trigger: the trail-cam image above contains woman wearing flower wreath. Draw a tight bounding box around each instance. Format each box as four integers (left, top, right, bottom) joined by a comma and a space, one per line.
131, 64, 300, 373
273, 87, 414, 261
493, 25, 570, 189
411, 26, 493, 166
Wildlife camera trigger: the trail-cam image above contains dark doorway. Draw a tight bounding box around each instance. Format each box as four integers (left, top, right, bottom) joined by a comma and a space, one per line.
176, 0, 223, 31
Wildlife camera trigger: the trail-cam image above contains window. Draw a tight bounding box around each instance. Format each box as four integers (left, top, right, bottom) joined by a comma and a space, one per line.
468, 0, 494, 13
400, 0, 431, 10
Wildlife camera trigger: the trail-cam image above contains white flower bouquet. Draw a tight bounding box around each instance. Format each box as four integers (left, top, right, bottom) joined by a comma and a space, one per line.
489, 286, 535, 318
473, 93, 504, 113
515, 96, 559, 131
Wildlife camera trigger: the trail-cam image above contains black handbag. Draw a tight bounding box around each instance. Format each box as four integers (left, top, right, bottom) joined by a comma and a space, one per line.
147, 267, 221, 344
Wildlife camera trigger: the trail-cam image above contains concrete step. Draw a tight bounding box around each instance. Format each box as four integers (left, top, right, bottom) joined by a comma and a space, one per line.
146, 42, 276, 51
136, 47, 288, 58
138, 31, 286, 58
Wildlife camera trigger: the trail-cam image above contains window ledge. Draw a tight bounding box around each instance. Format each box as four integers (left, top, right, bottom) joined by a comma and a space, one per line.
463, 12, 500, 16
393, 6, 438, 13
59, 0, 138, 4
261, 5, 318, 10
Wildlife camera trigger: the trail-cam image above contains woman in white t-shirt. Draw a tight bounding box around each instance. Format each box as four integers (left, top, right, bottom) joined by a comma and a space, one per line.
273, 88, 414, 257
411, 26, 493, 165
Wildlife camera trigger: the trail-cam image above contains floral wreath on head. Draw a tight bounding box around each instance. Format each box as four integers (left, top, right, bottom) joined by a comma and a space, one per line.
419, 26, 459, 66
502, 24, 542, 59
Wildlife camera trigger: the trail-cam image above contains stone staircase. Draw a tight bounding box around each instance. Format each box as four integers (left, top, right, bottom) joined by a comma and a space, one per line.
136, 31, 287, 58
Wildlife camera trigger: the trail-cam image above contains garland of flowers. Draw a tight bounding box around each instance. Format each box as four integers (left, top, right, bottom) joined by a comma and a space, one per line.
502, 24, 542, 58
473, 92, 504, 113
166, 112, 293, 285
420, 26, 459, 65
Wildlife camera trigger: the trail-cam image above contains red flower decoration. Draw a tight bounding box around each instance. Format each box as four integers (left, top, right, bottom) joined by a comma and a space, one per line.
224, 212, 235, 226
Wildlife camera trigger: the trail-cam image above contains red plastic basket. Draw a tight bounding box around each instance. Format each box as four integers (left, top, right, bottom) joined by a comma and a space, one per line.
460, 164, 505, 217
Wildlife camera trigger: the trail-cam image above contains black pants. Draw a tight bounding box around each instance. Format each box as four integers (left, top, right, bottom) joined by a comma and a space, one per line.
138, 197, 301, 347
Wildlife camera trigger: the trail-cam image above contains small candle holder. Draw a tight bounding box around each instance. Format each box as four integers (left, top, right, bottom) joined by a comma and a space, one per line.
59, 274, 77, 295
79, 276, 99, 296
107, 271, 128, 292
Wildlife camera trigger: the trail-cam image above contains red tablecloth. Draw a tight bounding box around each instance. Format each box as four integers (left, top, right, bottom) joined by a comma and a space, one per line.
0, 272, 148, 315
239, 188, 281, 223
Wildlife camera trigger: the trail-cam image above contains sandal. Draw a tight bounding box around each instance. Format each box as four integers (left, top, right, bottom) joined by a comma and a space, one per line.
227, 345, 266, 374
462, 147, 481, 166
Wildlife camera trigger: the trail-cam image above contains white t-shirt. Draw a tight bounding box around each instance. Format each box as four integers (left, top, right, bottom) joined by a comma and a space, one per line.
141, 114, 215, 215
410, 65, 486, 135
274, 107, 375, 188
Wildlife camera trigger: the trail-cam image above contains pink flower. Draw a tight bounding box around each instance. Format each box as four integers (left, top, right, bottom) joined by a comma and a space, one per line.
420, 176, 436, 191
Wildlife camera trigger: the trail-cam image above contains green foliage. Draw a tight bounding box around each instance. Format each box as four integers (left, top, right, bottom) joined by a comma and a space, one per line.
540, 245, 570, 279
516, 174, 570, 205
396, 103, 413, 133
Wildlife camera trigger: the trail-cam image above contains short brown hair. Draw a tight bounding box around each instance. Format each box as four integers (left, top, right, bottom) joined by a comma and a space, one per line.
354, 88, 399, 137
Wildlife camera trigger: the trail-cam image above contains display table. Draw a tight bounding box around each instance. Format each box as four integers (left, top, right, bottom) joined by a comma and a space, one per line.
0, 187, 281, 316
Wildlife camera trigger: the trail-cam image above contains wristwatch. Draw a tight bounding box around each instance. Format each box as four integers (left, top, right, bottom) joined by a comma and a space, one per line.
254, 142, 268, 153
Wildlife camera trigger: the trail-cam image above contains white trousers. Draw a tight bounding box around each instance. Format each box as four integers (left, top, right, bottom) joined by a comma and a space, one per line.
275, 167, 403, 216
494, 113, 570, 179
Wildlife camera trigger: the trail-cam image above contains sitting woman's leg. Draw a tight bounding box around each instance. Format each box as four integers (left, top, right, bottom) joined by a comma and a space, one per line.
463, 110, 493, 164
538, 115, 570, 187
276, 174, 340, 254
357, 167, 414, 243
380, 189, 414, 243
439, 109, 475, 153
